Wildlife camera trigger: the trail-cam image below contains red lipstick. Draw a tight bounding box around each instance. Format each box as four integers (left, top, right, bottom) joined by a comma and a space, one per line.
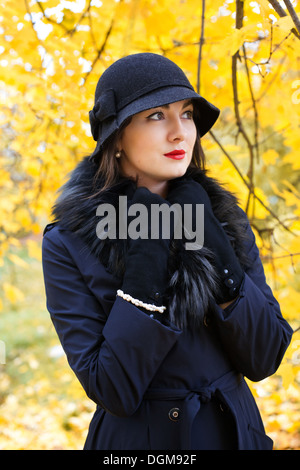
164, 150, 186, 160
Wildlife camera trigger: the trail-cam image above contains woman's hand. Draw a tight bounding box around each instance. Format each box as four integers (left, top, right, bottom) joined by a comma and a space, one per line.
121, 187, 172, 314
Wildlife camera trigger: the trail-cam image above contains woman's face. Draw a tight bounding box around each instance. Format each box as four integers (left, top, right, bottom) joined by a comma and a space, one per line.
117, 99, 197, 191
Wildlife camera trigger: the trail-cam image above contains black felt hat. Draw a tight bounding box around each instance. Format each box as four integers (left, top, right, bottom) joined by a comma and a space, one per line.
89, 53, 220, 157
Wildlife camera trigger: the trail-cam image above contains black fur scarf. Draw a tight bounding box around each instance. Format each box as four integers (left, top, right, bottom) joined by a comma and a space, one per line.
51, 156, 251, 330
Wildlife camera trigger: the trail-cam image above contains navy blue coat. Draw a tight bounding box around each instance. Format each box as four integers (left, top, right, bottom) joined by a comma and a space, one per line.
42, 218, 293, 450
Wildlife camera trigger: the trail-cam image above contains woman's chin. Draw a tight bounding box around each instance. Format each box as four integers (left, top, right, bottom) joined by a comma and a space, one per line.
167, 164, 189, 180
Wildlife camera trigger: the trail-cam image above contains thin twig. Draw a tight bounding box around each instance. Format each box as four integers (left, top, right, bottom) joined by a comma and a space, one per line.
36, 1, 69, 33
63, 0, 92, 37
209, 130, 294, 234
256, 55, 287, 102
82, 19, 114, 84
197, 0, 205, 94
262, 252, 300, 261
232, 0, 256, 214
242, 44, 259, 163
87, 7, 98, 50
209, 130, 249, 187
24, 0, 43, 44
244, 28, 293, 78
243, 23, 274, 78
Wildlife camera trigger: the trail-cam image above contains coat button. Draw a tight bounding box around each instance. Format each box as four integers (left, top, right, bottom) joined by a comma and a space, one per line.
168, 407, 181, 421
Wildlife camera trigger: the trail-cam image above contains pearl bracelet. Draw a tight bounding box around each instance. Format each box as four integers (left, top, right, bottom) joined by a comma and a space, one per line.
117, 289, 166, 314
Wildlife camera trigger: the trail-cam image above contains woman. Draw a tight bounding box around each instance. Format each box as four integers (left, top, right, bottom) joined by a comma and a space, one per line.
42, 53, 293, 450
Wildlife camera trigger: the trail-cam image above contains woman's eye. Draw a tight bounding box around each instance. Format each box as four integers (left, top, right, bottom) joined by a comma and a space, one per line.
146, 109, 194, 120
182, 110, 194, 119
147, 111, 164, 120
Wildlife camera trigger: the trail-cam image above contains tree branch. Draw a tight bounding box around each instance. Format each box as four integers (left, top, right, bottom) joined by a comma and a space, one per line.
209, 130, 249, 187
82, 18, 114, 84
268, 0, 288, 17
232, 0, 256, 214
197, 0, 205, 94
242, 44, 259, 162
267, 0, 300, 38
283, 0, 300, 35
35, 1, 69, 33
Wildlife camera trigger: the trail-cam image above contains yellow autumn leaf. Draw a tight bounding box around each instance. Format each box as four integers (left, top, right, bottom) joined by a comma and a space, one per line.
274, 16, 295, 34
262, 149, 278, 165
221, 24, 260, 56
282, 152, 300, 170
15, 208, 32, 227
143, 6, 177, 36
32, 223, 42, 235
7, 253, 28, 269
288, 236, 300, 254
281, 190, 299, 207
278, 363, 295, 390
24, 161, 41, 178
3, 282, 25, 304
26, 239, 42, 261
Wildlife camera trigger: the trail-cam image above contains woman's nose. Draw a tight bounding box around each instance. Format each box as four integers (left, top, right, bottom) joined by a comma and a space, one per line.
167, 117, 185, 142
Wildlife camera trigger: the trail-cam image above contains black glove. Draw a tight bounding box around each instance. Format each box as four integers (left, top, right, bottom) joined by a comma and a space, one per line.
167, 179, 244, 304
121, 187, 172, 317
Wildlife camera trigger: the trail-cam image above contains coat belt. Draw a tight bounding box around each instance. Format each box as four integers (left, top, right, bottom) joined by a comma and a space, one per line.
144, 370, 243, 449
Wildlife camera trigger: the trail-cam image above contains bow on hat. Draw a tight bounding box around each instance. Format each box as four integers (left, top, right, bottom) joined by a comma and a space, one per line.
89, 88, 117, 141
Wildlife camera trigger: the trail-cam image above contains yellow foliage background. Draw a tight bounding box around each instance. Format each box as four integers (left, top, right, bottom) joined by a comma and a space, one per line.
0, 0, 299, 449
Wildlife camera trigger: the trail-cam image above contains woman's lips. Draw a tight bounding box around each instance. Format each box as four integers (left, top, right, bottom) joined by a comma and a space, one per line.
164, 150, 186, 160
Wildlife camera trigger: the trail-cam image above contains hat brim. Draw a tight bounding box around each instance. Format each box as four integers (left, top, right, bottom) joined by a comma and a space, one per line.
90, 86, 220, 158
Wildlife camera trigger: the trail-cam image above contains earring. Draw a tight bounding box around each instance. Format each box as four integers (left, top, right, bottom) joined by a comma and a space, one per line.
115, 151, 121, 158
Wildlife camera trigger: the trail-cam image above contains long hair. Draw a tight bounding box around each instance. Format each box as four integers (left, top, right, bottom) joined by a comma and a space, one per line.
91, 102, 206, 194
